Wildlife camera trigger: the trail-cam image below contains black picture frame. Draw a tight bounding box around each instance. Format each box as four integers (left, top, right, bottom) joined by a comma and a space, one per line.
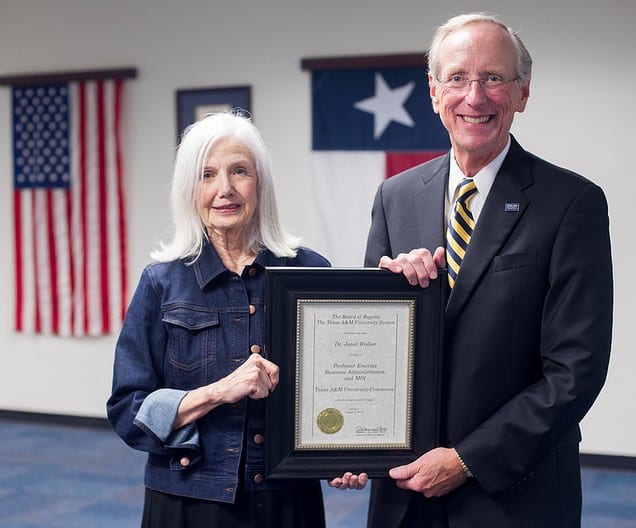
175, 85, 251, 142
264, 267, 444, 479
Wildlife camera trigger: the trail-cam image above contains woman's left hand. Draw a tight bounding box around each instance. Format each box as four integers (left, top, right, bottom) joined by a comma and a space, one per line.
218, 352, 279, 403
172, 353, 278, 430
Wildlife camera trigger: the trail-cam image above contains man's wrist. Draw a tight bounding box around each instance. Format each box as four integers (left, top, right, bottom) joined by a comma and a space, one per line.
454, 448, 473, 478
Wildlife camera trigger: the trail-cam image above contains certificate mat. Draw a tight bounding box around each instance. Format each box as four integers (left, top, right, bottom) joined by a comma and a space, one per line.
264, 268, 444, 479
296, 299, 413, 449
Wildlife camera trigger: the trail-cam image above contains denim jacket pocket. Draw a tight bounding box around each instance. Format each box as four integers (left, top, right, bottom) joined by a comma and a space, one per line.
163, 304, 219, 386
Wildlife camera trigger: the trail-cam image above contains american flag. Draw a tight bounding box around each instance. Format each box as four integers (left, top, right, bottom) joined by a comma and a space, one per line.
12, 80, 127, 336
309, 63, 450, 266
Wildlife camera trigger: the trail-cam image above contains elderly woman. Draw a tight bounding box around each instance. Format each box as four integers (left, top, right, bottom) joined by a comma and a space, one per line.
107, 112, 328, 528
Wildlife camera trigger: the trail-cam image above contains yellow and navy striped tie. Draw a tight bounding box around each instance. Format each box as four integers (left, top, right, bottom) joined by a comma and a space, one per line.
446, 178, 477, 289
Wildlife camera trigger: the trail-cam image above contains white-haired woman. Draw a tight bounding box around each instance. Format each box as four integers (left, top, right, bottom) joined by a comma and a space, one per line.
108, 112, 328, 528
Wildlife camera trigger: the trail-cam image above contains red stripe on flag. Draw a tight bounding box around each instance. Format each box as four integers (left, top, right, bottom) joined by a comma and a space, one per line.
31, 192, 41, 333
78, 83, 89, 335
66, 190, 75, 336
114, 80, 128, 322
97, 81, 110, 333
385, 152, 445, 179
45, 190, 59, 334
14, 191, 23, 332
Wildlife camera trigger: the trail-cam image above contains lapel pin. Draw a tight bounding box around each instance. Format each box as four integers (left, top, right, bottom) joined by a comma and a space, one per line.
504, 202, 520, 212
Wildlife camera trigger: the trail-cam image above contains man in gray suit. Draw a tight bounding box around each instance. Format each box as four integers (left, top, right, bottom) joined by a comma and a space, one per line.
336, 12, 613, 528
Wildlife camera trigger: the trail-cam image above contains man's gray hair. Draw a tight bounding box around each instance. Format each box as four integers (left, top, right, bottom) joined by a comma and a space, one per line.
428, 13, 532, 82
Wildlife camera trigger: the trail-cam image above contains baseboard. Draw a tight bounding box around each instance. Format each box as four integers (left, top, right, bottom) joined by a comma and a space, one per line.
580, 453, 636, 471
2, 409, 635, 471
0, 409, 110, 429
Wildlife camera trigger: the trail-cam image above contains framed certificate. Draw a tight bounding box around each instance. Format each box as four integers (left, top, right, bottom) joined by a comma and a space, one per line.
264, 267, 444, 479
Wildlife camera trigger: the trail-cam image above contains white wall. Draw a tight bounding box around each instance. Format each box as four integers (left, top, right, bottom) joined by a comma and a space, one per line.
0, 0, 633, 457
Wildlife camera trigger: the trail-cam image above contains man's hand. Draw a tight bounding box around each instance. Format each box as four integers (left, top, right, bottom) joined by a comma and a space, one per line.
389, 447, 467, 497
379, 247, 446, 288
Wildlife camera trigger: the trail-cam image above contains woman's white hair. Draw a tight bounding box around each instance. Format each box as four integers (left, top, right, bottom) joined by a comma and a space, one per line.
151, 111, 301, 263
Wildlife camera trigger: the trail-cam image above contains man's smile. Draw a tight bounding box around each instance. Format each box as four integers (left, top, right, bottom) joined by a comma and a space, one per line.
461, 115, 493, 124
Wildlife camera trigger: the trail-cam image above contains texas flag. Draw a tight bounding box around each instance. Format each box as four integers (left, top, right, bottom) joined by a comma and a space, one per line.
310, 63, 449, 266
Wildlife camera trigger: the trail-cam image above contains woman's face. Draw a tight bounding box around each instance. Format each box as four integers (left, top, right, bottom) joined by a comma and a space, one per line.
196, 137, 259, 240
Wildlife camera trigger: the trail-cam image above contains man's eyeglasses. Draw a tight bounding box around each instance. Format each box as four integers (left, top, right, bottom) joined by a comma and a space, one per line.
436, 74, 519, 92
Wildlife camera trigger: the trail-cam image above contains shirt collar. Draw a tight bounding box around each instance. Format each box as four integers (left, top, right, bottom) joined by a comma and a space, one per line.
447, 135, 511, 201
192, 241, 284, 288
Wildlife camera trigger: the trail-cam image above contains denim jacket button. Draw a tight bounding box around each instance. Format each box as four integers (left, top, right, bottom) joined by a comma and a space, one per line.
253, 434, 264, 445
250, 344, 261, 354
253, 474, 264, 484
249, 304, 256, 315
180, 457, 191, 467
248, 268, 257, 277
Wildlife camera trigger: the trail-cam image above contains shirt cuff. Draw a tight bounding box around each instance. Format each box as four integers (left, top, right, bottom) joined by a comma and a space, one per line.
134, 388, 199, 448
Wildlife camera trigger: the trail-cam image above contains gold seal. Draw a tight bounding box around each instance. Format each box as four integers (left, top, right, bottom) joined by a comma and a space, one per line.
317, 408, 344, 434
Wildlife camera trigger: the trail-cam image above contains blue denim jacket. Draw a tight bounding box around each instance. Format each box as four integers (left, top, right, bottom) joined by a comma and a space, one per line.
107, 243, 330, 502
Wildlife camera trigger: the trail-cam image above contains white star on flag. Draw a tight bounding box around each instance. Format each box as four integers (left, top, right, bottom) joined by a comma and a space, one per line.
354, 72, 416, 139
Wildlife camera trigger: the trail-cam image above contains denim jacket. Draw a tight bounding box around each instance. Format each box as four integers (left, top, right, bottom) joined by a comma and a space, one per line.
107, 243, 330, 503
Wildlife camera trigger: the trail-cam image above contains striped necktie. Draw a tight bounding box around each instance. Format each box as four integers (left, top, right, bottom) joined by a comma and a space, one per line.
446, 178, 477, 289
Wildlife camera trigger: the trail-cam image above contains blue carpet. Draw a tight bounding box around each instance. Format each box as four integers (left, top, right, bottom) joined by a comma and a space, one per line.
0, 418, 634, 527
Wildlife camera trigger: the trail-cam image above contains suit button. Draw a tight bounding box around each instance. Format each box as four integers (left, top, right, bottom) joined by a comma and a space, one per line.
253, 434, 264, 445
253, 474, 264, 484
250, 344, 261, 354
180, 457, 190, 467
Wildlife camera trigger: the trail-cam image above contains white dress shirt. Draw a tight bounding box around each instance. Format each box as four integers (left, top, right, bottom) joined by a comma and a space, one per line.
446, 136, 512, 226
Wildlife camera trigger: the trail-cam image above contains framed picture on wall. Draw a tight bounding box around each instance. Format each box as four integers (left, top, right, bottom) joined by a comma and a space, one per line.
175, 85, 251, 142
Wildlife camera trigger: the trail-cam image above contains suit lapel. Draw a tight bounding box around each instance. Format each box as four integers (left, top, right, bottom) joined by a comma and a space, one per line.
446, 138, 534, 323
414, 153, 449, 250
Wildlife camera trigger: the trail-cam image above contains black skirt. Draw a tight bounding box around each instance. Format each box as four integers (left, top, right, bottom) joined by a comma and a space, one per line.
141, 483, 325, 528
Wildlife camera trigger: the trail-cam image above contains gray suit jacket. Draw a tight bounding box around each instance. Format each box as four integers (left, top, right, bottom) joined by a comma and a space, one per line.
365, 136, 613, 527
